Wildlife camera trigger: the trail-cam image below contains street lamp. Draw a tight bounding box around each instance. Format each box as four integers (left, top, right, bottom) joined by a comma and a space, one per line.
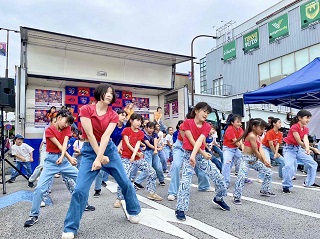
0, 28, 20, 78
191, 35, 217, 106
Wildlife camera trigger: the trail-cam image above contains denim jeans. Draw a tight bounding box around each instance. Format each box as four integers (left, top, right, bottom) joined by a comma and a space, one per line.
135, 150, 164, 184
29, 144, 47, 183
222, 146, 242, 188
117, 158, 156, 199
282, 145, 318, 189
158, 150, 168, 171
163, 145, 172, 160
212, 145, 224, 164
30, 153, 78, 217
94, 170, 109, 190
210, 153, 222, 172
168, 140, 210, 196
11, 161, 33, 179
234, 154, 273, 199
259, 146, 285, 179
63, 141, 141, 234
176, 150, 227, 211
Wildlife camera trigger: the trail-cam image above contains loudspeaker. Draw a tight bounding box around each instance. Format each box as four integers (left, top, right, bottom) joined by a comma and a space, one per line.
232, 98, 244, 117
0, 78, 15, 109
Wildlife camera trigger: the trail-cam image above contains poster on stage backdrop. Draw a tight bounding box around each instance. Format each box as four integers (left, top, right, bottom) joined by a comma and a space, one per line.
34, 109, 49, 127
132, 97, 150, 111
35, 89, 62, 107
164, 103, 170, 120
172, 101, 179, 118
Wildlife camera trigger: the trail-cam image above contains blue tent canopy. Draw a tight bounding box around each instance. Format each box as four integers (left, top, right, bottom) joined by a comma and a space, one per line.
243, 58, 320, 109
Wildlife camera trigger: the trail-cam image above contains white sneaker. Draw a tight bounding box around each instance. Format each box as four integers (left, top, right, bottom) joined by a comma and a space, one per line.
128, 214, 140, 224
61, 232, 74, 239
113, 199, 122, 208
40, 201, 46, 207
256, 178, 263, 183
167, 195, 175, 201
204, 187, 215, 192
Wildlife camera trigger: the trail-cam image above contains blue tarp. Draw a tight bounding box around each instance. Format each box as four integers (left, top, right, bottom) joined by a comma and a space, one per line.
243, 58, 320, 109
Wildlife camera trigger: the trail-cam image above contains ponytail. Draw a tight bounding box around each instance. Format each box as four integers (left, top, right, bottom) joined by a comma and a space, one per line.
236, 118, 268, 143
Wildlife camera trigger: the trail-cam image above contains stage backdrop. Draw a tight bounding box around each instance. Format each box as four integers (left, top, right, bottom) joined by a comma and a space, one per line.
65, 86, 150, 128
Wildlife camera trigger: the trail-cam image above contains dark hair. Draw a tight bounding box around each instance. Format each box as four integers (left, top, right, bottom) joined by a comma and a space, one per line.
157, 107, 162, 111
94, 83, 116, 104
117, 109, 127, 116
78, 130, 83, 135
146, 121, 156, 128
50, 116, 56, 123
238, 118, 268, 143
176, 120, 184, 130
56, 110, 74, 125
268, 116, 274, 120
269, 118, 280, 130
167, 126, 173, 132
126, 113, 143, 127
290, 110, 312, 126
226, 114, 242, 126
189, 102, 213, 119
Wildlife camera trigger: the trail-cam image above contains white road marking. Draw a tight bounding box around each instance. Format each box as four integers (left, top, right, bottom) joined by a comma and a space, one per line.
163, 177, 320, 219
106, 181, 238, 239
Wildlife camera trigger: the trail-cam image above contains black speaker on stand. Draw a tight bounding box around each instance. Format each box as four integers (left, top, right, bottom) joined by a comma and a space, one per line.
232, 98, 244, 117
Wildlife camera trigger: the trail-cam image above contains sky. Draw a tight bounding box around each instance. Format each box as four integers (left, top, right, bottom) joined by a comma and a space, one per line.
0, 0, 281, 86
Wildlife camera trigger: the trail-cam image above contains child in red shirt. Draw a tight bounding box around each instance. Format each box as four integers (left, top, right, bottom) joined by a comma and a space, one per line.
114, 113, 162, 208
282, 110, 319, 193
62, 84, 141, 239
175, 102, 229, 221
24, 110, 79, 227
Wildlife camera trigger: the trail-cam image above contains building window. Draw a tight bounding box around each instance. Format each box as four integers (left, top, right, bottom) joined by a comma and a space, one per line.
200, 57, 207, 94
270, 58, 282, 84
295, 48, 309, 70
310, 44, 320, 61
282, 53, 295, 77
259, 62, 270, 86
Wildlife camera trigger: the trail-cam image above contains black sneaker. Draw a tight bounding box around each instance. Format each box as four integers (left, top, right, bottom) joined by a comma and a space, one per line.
28, 181, 34, 188
24, 216, 38, 227
134, 182, 144, 190
175, 210, 186, 221
85, 205, 95, 211
8, 179, 15, 183
233, 198, 241, 205
159, 181, 166, 186
101, 181, 107, 187
283, 188, 291, 194
260, 191, 276, 197
212, 197, 230, 211
312, 183, 320, 188
93, 190, 101, 198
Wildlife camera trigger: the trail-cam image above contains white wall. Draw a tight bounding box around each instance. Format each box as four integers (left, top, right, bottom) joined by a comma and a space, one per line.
27, 45, 173, 88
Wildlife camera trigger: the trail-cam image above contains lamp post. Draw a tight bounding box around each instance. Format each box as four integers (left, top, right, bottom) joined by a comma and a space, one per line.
0, 28, 20, 78
191, 35, 217, 106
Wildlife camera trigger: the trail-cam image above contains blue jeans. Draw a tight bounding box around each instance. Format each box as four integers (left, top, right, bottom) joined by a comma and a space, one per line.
135, 150, 164, 184
259, 146, 285, 179
176, 150, 227, 211
163, 145, 172, 160
117, 158, 156, 199
210, 153, 222, 172
212, 145, 224, 164
282, 145, 318, 189
158, 150, 168, 171
63, 141, 141, 234
30, 153, 78, 217
94, 170, 109, 190
29, 144, 47, 183
234, 154, 272, 199
222, 146, 242, 188
168, 140, 210, 196
11, 161, 33, 179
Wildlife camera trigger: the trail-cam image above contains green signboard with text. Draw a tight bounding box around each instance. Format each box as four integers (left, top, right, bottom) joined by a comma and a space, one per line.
300, 0, 320, 29
243, 28, 259, 53
268, 13, 289, 43
223, 40, 236, 61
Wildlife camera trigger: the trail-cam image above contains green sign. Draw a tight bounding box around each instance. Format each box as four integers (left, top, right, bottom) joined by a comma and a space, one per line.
300, 0, 320, 29
223, 40, 236, 61
268, 13, 289, 43
243, 28, 259, 53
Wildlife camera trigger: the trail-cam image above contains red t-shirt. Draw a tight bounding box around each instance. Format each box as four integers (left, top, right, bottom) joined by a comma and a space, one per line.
177, 132, 183, 142
80, 104, 119, 142
45, 125, 72, 153
180, 119, 211, 151
284, 123, 309, 146
262, 129, 283, 148
121, 127, 144, 160
223, 125, 244, 148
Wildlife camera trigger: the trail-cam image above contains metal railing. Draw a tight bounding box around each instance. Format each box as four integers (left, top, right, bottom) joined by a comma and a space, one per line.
203, 84, 232, 96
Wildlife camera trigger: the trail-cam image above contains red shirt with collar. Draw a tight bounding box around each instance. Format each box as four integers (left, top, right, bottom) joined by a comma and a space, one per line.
45, 125, 72, 153
80, 104, 119, 142
180, 119, 211, 151
121, 127, 144, 160
284, 123, 309, 146
262, 129, 283, 148
223, 125, 244, 148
